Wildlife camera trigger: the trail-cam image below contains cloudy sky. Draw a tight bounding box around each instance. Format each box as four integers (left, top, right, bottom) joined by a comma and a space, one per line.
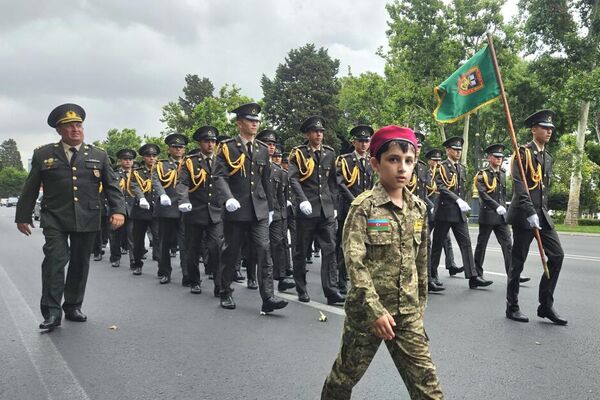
1, 0, 517, 166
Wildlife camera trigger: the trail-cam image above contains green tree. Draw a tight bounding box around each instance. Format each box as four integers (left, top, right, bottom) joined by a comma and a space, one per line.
0, 166, 28, 197
338, 72, 390, 132
0, 139, 24, 170
261, 43, 342, 151
161, 75, 215, 134
94, 128, 143, 158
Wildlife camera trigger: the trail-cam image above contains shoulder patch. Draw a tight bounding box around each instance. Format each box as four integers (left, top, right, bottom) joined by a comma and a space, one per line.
351, 190, 373, 206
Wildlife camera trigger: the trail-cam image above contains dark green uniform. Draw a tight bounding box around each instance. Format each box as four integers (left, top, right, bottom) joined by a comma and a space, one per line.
16, 141, 125, 319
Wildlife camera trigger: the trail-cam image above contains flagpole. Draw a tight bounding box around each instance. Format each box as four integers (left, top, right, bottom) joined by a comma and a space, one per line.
486, 32, 550, 279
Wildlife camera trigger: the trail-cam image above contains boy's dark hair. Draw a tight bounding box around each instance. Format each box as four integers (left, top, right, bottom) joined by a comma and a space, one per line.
374, 140, 416, 162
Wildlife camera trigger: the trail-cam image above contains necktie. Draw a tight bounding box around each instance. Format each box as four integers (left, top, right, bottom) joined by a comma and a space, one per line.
314, 150, 320, 163
455, 163, 461, 192
360, 158, 365, 169
69, 147, 78, 167
246, 142, 253, 161
206, 157, 212, 173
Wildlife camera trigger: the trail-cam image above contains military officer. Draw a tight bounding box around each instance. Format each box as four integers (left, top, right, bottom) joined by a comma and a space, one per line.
288, 115, 344, 305
176, 126, 224, 297
430, 136, 493, 289
506, 110, 567, 325
109, 148, 140, 268
335, 125, 374, 294
15, 103, 126, 331
281, 151, 296, 277
129, 143, 166, 276
256, 129, 296, 293
425, 149, 460, 292
213, 102, 288, 313
155, 133, 188, 285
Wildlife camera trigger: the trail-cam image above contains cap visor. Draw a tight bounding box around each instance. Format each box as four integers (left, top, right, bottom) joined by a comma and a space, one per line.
244, 115, 260, 121
537, 122, 555, 128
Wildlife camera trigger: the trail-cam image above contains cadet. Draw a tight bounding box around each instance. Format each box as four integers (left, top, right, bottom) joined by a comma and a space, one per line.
281, 151, 296, 277
321, 126, 443, 400
506, 110, 567, 325
288, 116, 344, 305
256, 129, 296, 292
213, 102, 288, 313
129, 143, 166, 276
425, 149, 460, 292
473, 144, 528, 284
155, 133, 188, 285
176, 126, 223, 297
15, 103, 126, 331
335, 125, 374, 294
429, 137, 493, 289
109, 148, 139, 268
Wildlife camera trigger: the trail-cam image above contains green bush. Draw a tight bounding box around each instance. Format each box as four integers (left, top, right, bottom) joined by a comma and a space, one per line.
578, 218, 600, 226
552, 212, 566, 224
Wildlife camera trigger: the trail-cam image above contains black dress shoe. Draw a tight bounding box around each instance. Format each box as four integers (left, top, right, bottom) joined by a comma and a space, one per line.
39, 315, 61, 330
152, 256, 159, 261
93, 254, 102, 261
506, 308, 529, 322
327, 292, 346, 305
448, 266, 464, 276
159, 276, 171, 284
207, 272, 214, 280
298, 293, 311, 303
338, 285, 348, 295
313, 251, 320, 258
65, 309, 87, 322
247, 279, 258, 290
261, 297, 288, 313
132, 267, 142, 275
428, 282, 446, 292
537, 305, 568, 325
220, 293, 236, 310
285, 268, 293, 277
433, 277, 444, 287
111, 260, 120, 268
190, 284, 202, 294
277, 279, 296, 292
469, 276, 493, 289
233, 271, 245, 282
519, 276, 531, 283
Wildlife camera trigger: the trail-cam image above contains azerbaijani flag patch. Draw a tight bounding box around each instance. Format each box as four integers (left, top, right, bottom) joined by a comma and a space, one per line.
367, 219, 390, 231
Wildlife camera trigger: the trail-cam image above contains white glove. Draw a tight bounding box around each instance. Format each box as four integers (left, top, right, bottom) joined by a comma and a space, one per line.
225, 198, 241, 212
496, 206, 507, 216
527, 214, 542, 230
139, 198, 150, 210
334, 209, 338, 218
299, 200, 312, 216
287, 200, 293, 208
178, 203, 192, 213
160, 194, 171, 207
456, 198, 471, 212
268, 211, 274, 226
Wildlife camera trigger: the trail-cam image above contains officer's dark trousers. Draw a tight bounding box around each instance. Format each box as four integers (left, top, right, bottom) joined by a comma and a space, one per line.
40, 228, 96, 319
158, 217, 186, 279
132, 218, 153, 269
110, 218, 134, 266
507, 224, 564, 309
474, 223, 512, 275
287, 212, 297, 261
428, 219, 457, 270
270, 218, 288, 280
221, 219, 274, 300
335, 215, 348, 288
294, 215, 338, 298
185, 221, 222, 287
430, 220, 477, 279
93, 215, 109, 256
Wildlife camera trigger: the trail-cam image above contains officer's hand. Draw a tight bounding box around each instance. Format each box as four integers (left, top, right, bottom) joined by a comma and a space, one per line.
139, 198, 150, 210
109, 214, 125, 230
372, 313, 396, 341
333, 209, 338, 219
178, 203, 192, 213
225, 198, 241, 212
268, 211, 274, 226
299, 200, 312, 216
160, 194, 172, 207
16, 222, 34, 236
496, 206, 507, 216
527, 213, 542, 230
456, 198, 471, 212
286, 200, 293, 208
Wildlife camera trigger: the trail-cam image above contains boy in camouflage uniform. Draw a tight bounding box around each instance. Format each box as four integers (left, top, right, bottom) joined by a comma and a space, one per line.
321, 126, 443, 400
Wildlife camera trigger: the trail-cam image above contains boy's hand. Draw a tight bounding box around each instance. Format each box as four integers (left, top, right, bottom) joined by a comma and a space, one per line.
372, 313, 396, 340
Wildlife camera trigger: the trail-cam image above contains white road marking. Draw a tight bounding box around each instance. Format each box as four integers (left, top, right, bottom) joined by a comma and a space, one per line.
0, 263, 91, 400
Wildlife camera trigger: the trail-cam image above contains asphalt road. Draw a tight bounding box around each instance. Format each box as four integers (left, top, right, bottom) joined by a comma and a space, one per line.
1, 206, 599, 400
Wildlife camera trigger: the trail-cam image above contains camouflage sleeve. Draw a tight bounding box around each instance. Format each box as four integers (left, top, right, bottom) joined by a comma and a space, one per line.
416, 209, 428, 314
343, 203, 388, 324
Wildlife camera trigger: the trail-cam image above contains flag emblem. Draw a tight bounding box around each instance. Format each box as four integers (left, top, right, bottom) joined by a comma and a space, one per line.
458, 67, 484, 95
367, 219, 390, 231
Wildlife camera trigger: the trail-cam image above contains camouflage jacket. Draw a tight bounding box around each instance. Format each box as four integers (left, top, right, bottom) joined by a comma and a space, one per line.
343, 183, 428, 325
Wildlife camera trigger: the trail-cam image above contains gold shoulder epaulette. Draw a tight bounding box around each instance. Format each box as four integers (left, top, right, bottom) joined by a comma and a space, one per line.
351, 190, 373, 206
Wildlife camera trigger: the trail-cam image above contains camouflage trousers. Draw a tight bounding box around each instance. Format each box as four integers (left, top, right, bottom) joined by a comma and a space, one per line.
321, 314, 443, 400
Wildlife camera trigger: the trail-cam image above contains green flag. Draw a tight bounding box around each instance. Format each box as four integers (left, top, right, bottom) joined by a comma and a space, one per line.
433, 45, 501, 123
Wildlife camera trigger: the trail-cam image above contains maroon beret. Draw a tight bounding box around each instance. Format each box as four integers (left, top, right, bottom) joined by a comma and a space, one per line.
370, 125, 418, 157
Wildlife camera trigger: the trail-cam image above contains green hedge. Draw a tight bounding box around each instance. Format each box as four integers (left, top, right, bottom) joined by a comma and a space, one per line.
578, 218, 600, 226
